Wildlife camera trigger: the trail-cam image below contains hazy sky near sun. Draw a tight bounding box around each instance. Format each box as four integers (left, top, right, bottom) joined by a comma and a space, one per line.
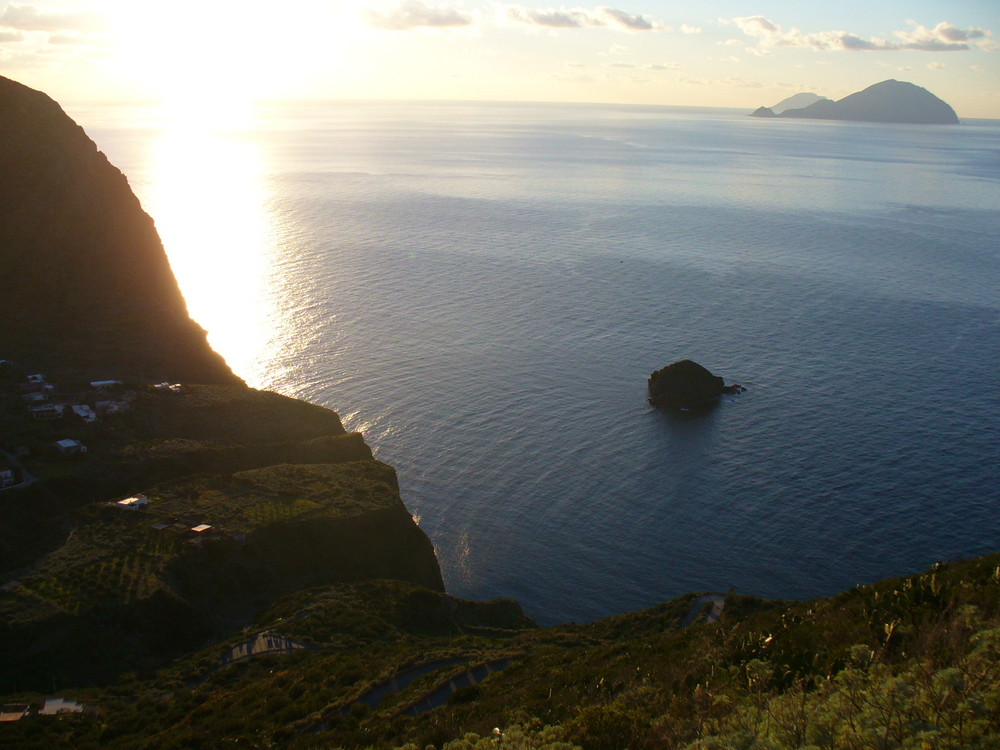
1, 1, 998, 117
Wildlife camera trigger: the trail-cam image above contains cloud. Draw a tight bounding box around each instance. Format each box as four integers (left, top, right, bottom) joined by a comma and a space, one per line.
722, 38, 742, 46
730, 15, 778, 37
970, 64, 985, 72
645, 62, 680, 70
681, 75, 762, 88
0, 4, 104, 32
365, 1, 472, 30
48, 33, 82, 46
724, 15, 996, 53
607, 61, 634, 68
606, 44, 630, 54
602, 7, 653, 31
680, 24, 702, 35
507, 7, 587, 28
0, 30, 23, 43
895, 20, 989, 49
506, 5, 660, 32
926, 62, 945, 70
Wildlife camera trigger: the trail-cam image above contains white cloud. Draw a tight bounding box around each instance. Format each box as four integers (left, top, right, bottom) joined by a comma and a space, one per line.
0, 30, 23, 43
505, 5, 661, 32
606, 44, 630, 55
970, 64, 985, 72
645, 62, 680, 70
602, 7, 654, 31
926, 62, 945, 70
365, 1, 473, 30
895, 20, 991, 50
680, 24, 702, 35
722, 39, 742, 46
0, 4, 104, 32
681, 75, 762, 88
723, 15, 996, 54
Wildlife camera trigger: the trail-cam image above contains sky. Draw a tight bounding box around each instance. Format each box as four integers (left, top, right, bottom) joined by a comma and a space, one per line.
0, 1, 998, 117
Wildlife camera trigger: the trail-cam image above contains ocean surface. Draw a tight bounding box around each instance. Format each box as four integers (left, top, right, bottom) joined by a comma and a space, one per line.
74, 101, 1000, 625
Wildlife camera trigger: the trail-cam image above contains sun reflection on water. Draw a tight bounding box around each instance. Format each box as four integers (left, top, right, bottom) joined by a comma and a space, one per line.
143, 119, 279, 386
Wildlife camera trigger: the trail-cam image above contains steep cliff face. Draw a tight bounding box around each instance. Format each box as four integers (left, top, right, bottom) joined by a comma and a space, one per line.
0, 76, 449, 690
0, 75, 237, 383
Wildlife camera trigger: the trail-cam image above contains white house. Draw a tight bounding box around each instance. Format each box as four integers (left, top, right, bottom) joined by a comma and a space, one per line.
39, 698, 86, 716
71, 404, 97, 423
0, 703, 29, 722
31, 404, 64, 420
55, 439, 87, 455
0, 467, 14, 489
116, 495, 149, 510
89, 380, 122, 390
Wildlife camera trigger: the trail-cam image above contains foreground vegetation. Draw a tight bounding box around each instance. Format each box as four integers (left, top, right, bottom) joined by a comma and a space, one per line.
0, 553, 996, 749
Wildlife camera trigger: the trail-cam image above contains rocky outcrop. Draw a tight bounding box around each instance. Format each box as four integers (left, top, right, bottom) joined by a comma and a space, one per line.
0, 75, 238, 384
750, 106, 777, 118
756, 80, 959, 125
648, 360, 742, 410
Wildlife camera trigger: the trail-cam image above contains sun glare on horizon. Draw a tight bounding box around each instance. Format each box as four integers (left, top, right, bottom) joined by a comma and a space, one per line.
144, 124, 280, 384
106, 1, 360, 117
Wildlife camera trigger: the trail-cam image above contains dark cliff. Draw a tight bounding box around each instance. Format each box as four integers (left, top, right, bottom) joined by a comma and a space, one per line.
0, 76, 451, 690
0, 75, 237, 383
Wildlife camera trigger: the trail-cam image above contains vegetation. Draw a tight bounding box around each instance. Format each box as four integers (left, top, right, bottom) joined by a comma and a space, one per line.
0, 555, 996, 749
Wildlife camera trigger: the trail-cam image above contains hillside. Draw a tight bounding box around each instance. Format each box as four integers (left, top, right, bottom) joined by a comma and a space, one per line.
0, 554, 997, 748
0, 75, 448, 701
0, 75, 237, 384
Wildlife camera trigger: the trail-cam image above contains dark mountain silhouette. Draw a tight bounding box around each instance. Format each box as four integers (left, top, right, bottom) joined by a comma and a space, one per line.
0, 75, 238, 383
752, 80, 958, 125
769, 91, 829, 114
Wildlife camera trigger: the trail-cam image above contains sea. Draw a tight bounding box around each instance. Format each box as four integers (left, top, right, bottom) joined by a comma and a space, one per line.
72, 100, 1000, 625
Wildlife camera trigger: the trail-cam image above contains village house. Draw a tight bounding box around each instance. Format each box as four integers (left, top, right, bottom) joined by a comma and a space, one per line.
55, 438, 87, 455
115, 494, 149, 510
89, 379, 122, 390
153, 381, 186, 393
0, 466, 15, 489
95, 399, 129, 415
31, 403, 64, 420
0, 703, 29, 722
71, 404, 97, 423
39, 697, 88, 716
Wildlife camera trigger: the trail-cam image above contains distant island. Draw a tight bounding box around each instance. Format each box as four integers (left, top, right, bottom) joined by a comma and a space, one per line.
751, 80, 959, 125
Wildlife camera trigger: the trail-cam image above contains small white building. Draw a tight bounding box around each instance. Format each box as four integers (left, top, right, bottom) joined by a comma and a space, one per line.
55, 439, 87, 455
89, 380, 122, 390
71, 404, 97, 423
0, 703, 29, 722
0, 467, 15, 488
116, 494, 149, 510
191, 524, 212, 533
96, 400, 129, 415
31, 404, 64, 420
39, 698, 86, 716
26, 373, 45, 384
